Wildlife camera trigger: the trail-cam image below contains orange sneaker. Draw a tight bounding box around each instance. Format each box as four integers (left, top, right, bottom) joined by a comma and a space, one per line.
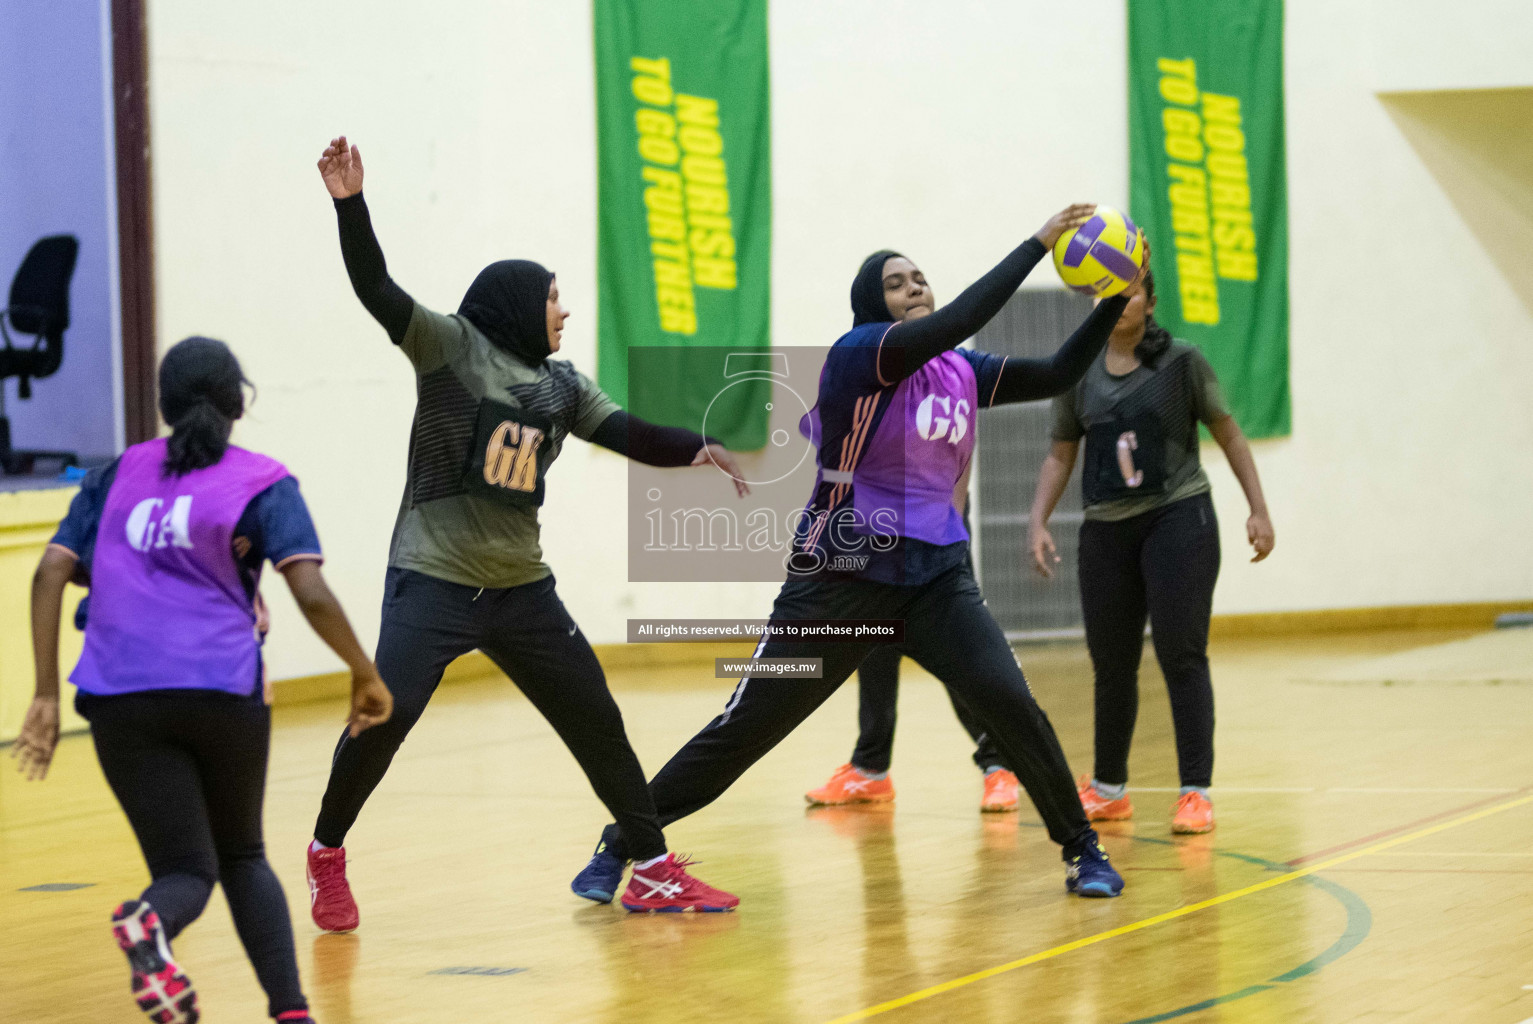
980, 769, 1020, 812
1076, 775, 1134, 821
805, 764, 894, 806
1171, 791, 1215, 834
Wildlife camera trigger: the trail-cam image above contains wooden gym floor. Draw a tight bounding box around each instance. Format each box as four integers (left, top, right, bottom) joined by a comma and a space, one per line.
5, 628, 1533, 1023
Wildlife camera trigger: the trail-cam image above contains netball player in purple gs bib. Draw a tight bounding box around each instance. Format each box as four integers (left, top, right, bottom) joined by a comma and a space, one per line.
13, 338, 392, 1024
575, 206, 1147, 903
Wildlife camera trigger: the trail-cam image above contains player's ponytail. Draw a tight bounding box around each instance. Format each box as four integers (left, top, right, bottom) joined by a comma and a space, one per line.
159, 336, 249, 477
1135, 268, 1173, 369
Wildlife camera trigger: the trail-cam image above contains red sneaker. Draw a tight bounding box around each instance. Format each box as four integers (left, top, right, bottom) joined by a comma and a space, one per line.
111, 900, 199, 1024
306, 845, 359, 933
620, 854, 740, 913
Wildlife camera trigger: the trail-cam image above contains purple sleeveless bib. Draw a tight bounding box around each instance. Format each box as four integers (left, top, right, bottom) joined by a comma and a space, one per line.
800, 350, 976, 546
71, 439, 291, 697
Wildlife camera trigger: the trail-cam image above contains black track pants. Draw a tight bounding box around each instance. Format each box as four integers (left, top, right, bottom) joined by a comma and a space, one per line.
849, 644, 1008, 775
314, 568, 667, 861
1077, 492, 1220, 789
605, 563, 1092, 859
81, 690, 306, 1019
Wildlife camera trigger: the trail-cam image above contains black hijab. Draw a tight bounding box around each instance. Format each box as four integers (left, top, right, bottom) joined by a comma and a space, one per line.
458, 259, 555, 365
850, 250, 906, 326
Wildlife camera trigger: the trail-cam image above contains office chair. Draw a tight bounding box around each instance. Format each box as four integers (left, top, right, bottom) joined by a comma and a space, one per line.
0, 234, 80, 475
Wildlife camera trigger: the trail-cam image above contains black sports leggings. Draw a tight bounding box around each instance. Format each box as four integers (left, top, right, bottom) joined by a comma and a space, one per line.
80, 689, 306, 1019
603, 562, 1093, 860
1078, 491, 1220, 789
849, 645, 1007, 774
314, 568, 667, 861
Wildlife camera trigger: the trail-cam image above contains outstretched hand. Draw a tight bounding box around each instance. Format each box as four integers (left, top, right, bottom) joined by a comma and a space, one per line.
1034, 203, 1097, 250
693, 444, 751, 497
318, 136, 364, 199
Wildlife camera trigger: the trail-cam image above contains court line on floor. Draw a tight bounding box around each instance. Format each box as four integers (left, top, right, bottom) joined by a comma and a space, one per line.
1116, 851, 1371, 1024
1370, 851, 1533, 857
1130, 787, 1516, 794
1285, 785, 1533, 866
1131, 787, 1315, 793
1316, 868, 1533, 874
821, 793, 1533, 1024
1325, 787, 1517, 793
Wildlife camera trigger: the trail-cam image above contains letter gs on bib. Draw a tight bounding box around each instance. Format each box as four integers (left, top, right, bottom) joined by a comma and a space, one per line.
915, 394, 971, 444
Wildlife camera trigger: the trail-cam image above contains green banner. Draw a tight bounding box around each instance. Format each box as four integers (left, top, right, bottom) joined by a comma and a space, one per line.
1128, 0, 1291, 437
594, 0, 771, 448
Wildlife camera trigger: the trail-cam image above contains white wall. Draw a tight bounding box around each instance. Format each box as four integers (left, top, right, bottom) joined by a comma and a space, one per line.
1370, 0, 1533, 92
145, 1, 1533, 681
1207, 0, 1533, 613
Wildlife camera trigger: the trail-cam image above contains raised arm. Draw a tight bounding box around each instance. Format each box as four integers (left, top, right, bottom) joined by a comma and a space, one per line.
319, 136, 415, 344
983, 294, 1129, 405
984, 235, 1148, 405
876, 204, 1095, 384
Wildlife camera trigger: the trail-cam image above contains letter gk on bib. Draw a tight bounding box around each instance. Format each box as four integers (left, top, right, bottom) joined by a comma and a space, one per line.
462, 400, 555, 508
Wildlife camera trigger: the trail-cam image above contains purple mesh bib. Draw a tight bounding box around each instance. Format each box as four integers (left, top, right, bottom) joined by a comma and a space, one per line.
800, 349, 976, 546
71, 439, 290, 697
853, 350, 976, 544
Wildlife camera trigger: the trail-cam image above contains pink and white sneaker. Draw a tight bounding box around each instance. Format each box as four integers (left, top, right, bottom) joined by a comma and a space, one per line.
620, 854, 740, 913
306, 844, 359, 933
111, 900, 199, 1024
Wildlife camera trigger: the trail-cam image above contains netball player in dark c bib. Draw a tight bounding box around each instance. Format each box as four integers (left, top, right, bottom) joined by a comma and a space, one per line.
1029, 264, 1273, 835
306, 137, 746, 920
14, 337, 392, 1024
573, 205, 1146, 904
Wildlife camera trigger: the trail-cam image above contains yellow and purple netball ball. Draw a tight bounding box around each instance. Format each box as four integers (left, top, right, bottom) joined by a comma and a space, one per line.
1052, 206, 1144, 297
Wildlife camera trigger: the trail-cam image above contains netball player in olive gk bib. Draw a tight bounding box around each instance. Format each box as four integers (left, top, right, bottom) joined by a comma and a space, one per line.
575, 205, 1145, 904
307, 137, 746, 920
15, 337, 392, 1024
1028, 265, 1275, 835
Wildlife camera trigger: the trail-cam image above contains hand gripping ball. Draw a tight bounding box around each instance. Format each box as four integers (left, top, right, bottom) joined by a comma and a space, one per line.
1052, 206, 1144, 297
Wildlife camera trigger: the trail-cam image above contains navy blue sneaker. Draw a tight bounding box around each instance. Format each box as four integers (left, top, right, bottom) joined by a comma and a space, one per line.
1063, 833, 1123, 898
571, 829, 626, 904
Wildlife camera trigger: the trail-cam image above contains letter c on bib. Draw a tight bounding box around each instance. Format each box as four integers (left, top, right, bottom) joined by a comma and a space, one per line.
1116, 431, 1144, 488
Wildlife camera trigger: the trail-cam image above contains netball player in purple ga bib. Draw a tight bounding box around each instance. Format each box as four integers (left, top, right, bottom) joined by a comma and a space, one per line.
13, 337, 392, 1024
